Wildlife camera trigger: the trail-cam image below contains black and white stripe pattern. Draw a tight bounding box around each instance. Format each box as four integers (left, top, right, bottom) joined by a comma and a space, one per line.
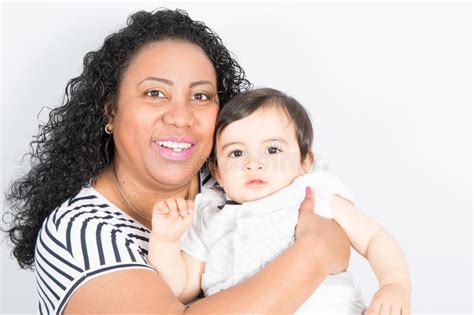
35, 188, 153, 314
34, 168, 215, 314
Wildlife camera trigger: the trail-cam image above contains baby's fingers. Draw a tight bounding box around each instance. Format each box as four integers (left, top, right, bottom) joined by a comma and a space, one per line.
176, 198, 188, 217
182, 210, 194, 226
401, 304, 411, 315
153, 201, 169, 215
364, 300, 381, 315
390, 304, 402, 315
186, 199, 195, 215
379, 303, 391, 315
151, 202, 171, 232
164, 199, 179, 218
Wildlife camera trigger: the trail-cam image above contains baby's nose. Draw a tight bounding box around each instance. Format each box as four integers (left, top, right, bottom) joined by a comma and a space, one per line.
245, 155, 264, 171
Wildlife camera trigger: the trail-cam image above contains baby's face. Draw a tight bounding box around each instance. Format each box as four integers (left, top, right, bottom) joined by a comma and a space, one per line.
214, 106, 310, 204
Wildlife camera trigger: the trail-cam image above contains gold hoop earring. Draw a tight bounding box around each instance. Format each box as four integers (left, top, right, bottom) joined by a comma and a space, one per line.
104, 124, 113, 134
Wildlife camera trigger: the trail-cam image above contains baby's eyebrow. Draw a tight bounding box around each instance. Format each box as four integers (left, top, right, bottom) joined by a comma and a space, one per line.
220, 141, 244, 151
220, 138, 288, 151
262, 137, 288, 145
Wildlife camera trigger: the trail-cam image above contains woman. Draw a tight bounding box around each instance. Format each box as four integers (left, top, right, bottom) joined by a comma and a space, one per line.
4, 9, 350, 314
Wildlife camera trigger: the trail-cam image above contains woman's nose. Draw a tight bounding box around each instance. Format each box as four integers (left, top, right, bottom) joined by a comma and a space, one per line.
162, 98, 194, 128
245, 155, 264, 171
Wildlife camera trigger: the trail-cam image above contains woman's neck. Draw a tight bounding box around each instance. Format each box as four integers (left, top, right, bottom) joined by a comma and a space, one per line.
92, 165, 199, 229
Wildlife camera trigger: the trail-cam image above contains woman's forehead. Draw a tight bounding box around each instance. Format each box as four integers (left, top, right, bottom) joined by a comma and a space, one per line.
122, 40, 217, 85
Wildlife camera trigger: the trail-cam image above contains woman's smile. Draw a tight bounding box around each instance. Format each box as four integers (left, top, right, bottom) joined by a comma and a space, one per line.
153, 136, 196, 161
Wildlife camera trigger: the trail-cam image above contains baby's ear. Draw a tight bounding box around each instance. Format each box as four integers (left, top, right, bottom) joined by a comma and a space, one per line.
208, 158, 222, 184
302, 151, 315, 173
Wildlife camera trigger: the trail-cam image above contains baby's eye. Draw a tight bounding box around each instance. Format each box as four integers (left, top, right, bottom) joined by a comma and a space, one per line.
228, 150, 243, 158
191, 93, 210, 101
266, 146, 282, 154
146, 90, 166, 98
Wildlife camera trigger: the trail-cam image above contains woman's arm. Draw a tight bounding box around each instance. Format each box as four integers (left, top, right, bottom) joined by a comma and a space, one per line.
64, 189, 350, 314
188, 222, 349, 314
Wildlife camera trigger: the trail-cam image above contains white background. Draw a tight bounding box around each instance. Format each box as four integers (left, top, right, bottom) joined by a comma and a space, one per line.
1, 2, 472, 314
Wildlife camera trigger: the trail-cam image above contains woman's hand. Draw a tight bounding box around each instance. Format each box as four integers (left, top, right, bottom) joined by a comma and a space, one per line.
295, 187, 351, 274
365, 283, 411, 315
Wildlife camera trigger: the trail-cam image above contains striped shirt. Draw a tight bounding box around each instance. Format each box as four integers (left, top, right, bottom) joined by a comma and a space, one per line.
34, 169, 216, 314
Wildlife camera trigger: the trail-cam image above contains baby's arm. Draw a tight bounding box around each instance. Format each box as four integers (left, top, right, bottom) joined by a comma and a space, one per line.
148, 198, 204, 303
331, 196, 411, 314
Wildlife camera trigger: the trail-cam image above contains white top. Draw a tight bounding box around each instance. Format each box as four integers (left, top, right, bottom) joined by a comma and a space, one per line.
182, 171, 366, 314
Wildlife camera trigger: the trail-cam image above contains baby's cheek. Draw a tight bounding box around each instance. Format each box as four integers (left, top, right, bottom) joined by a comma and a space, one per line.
276, 153, 298, 171
220, 158, 242, 174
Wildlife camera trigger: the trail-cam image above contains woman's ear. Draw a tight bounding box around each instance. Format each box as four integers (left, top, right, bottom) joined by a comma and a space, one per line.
103, 102, 116, 126
302, 151, 315, 173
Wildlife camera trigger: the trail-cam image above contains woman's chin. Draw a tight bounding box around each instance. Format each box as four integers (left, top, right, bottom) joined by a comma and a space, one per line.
155, 171, 199, 189
145, 149, 207, 186
147, 162, 200, 186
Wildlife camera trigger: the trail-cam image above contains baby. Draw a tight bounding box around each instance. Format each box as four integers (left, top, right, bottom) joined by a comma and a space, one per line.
148, 88, 411, 314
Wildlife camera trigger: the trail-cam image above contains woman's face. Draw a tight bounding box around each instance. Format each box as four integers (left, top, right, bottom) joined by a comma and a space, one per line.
111, 40, 219, 190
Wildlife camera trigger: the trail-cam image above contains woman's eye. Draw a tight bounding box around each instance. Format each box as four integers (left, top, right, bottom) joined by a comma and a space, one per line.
191, 93, 210, 101
266, 146, 282, 154
146, 90, 166, 98
228, 150, 243, 158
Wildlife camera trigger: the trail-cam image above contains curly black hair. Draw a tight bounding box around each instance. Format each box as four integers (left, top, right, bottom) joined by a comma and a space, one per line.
3, 8, 251, 269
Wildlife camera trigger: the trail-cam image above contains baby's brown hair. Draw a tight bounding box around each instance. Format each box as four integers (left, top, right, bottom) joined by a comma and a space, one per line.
210, 88, 314, 169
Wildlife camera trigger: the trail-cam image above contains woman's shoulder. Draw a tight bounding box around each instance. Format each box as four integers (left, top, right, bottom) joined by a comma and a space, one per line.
40, 185, 151, 260
50, 186, 137, 224
45, 186, 146, 236
35, 185, 153, 314
48, 185, 114, 224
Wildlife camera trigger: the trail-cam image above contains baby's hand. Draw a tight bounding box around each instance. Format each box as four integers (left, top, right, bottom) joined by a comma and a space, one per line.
151, 198, 194, 242
365, 283, 411, 315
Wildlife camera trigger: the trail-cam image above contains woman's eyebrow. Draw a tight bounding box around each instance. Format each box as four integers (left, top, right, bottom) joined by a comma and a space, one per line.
139, 76, 174, 86
137, 77, 214, 89
190, 80, 215, 88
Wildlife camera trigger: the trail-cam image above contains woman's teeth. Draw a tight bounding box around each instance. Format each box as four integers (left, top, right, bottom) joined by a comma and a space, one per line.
156, 141, 193, 152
